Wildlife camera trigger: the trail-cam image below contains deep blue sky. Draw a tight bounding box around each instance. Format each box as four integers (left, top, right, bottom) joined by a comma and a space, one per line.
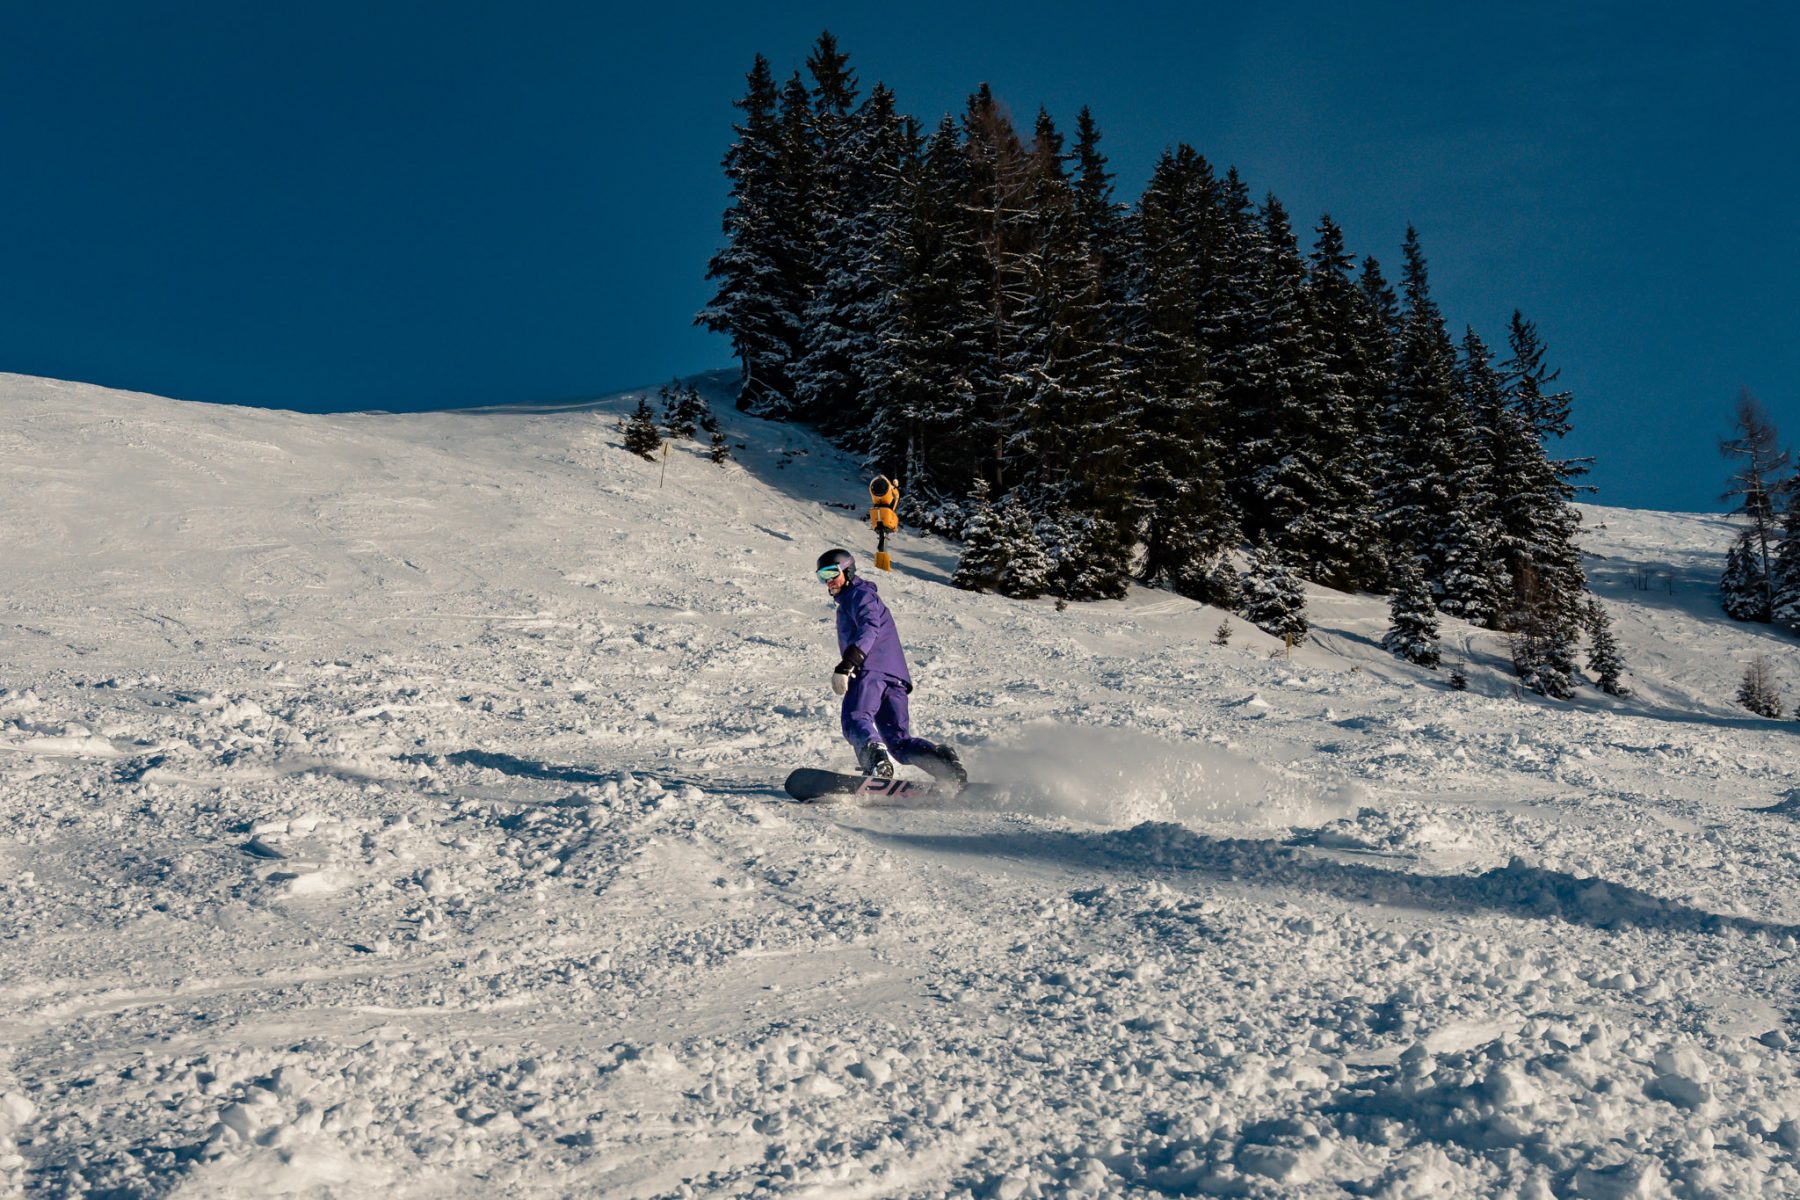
2, 3, 1794, 511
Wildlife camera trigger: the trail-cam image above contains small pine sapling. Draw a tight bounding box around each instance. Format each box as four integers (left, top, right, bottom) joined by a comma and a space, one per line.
658, 380, 689, 439
702, 412, 730, 465
1721, 536, 1770, 622
1212, 620, 1232, 647
622, 398, 662, 460
680, 384, 710, 437
1584, 598, 1629, 696
1738, 653, 1785, 719
660, 379, 705, 440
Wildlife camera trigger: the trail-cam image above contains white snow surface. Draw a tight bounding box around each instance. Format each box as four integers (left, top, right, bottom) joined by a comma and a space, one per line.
3, 371, 1799, 1198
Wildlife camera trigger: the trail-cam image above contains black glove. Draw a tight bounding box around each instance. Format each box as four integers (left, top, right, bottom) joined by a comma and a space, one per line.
831, 646, 865, 695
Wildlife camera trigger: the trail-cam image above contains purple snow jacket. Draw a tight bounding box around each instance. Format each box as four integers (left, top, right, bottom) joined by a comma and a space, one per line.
834, 577, 912, 688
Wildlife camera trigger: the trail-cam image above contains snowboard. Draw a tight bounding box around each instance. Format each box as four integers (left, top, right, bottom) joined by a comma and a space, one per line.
783, 767, 945, 804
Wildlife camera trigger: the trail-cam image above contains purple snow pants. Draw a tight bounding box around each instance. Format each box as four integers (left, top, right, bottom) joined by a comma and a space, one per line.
840, 672, 935, 762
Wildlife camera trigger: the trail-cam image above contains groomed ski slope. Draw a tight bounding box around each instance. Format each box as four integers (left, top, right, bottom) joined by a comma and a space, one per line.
2, 371, 1798, 1199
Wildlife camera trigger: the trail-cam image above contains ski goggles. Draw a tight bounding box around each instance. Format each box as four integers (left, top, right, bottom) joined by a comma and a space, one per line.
816, 565, 846, 584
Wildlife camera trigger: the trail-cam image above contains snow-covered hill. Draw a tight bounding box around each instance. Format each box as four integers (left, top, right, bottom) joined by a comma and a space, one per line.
2, 372, 1798, 1198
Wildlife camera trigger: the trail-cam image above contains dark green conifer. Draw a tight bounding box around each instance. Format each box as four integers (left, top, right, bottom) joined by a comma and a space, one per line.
1241, 541, 1309, 641
660, 379, 706, 439
999, 107, 1133, 601
702, 412, 730, 465
999, 500, 1053, 599
1738, 654, 1785, 718
952, 480, 1010, 592
622, 398, 662, 461
1584, 598, 1628, 695
1303, 215, 1387, 590
1437, 329, 1509, 627
697, 56, 804, 415
1383, 556, 1442, 668
1243, 194, 1334, 567
1717, 388, 1788, 622
1127, 146, 1235, 594
1722, 536, 1769, 621
1497, 312, 1589, 663
1384, 227, 1464, 587
868, 116, 992, 513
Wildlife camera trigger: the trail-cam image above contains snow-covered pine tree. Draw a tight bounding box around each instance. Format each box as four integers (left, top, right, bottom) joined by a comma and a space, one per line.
1069, 106, 1132, 313
1503, 311, 1589, 498
1383, 556, 1441, 667
1717, 388, 1789, 622
866, 116, 991, 513
1356, 255, 1402, 591
1203, 168, 1266, 527
1538, 608, 1581, 701
1126, 145, 1235, 594
1243, 195, 1339, 576
660, 379, 703, 439
622, 398, 662, 460
1495, 312, 1590, 680
1039, 510, 1133, 602
1356, 255, 1402, 387
696, 56, 807, 415
999, 501, 1053, 599
682, 384, 710, 435
702, 412, 730, 465
1738, 653, 1785, 719
1435, 328, 1510, 627
1437, 502, 1507, 629
746, 70, 824, 417
802, 31, 859, 239
1770, 488, 1800, 629
998, 108, 1133, 601
1241, 541, 1309, 641
962, 84, 1034, 492
1205, 555, 1244, 612
1383, 228, 1465, 594
658, 380, 686, 438
951, 479, 1009, 592
1721, 537, 1767, 620
1507, 567, 1577, 700
794, 64, 911, 439
1584, 597, 1628, 696
1302, 215, 1387, 591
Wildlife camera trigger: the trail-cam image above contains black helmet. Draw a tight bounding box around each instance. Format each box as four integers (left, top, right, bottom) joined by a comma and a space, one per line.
816, 547, 856, 581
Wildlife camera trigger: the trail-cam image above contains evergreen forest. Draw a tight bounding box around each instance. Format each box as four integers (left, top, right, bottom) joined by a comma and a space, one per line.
699, 33, 1600, 698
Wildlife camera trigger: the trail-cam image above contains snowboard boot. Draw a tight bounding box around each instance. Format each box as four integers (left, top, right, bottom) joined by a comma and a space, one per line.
858, 740, 897, 780
919, 744, 968, 791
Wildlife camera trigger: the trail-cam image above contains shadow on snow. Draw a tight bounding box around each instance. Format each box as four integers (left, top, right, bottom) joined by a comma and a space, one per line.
850, 821, 1797, 941
420, 749, 789, 800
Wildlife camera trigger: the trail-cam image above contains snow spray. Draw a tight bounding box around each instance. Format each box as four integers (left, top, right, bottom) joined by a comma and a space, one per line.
969, 723, 1357, 832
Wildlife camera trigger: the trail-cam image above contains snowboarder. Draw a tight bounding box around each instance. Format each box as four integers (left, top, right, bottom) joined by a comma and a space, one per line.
816, 548, 967, 789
